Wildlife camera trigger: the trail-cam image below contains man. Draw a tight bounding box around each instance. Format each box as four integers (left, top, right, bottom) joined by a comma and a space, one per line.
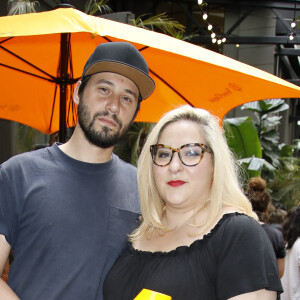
0, 42, 155, 300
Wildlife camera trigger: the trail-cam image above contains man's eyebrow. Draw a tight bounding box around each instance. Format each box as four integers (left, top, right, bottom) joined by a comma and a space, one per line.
95, 79, 114, 86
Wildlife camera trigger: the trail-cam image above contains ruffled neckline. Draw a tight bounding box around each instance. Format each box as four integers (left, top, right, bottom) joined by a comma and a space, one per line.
129, 212, 244, 256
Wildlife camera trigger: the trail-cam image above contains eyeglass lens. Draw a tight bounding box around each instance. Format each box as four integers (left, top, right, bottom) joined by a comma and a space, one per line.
154, 145, 204, 166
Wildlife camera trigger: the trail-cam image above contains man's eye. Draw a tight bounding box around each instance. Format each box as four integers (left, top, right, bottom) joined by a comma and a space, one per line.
122, 96, 132, 103
99, 87, 109, 93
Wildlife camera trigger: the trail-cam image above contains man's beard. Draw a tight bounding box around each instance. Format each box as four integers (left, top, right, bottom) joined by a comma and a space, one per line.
77, 102, 130, 149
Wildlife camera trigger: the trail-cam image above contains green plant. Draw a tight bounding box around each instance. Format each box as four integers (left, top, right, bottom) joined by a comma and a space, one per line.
8, 0, 38, 15
113, 122, 155, 166
130, 13, 185, 37
241, 99, 289, 169
267, 141, 300, 209
225, 99, 299, 209
85, 0, 112, 16
16, 124, 41, 153
224, 116, 265, 180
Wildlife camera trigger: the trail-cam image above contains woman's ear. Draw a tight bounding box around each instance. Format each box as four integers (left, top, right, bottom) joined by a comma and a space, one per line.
73, 80, 82, 105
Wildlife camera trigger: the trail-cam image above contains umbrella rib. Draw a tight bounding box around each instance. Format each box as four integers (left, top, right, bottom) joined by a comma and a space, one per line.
149, 69, 194, 107
49, 84, 58, 133
0, 63, 54, 82
0, 37, 14, 44
0, 45, 56, 81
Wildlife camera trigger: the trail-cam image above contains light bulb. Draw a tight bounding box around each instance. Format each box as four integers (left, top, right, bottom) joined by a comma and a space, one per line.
222, 37, 226, 43
291, 21, 296, 28
236, 44, 240, 47
289, 34, 295, 40
208, 24, 213, 30
198, 0, 203, 4
212, 38, 217, 43
211, 32, 216, 38
203, 13, 208, 20
217, 39, 222, 44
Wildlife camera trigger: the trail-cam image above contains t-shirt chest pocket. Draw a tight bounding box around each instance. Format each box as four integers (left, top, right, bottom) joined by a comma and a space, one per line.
107, 206, 139, 252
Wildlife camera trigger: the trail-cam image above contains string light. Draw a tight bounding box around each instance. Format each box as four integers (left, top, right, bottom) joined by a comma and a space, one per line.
289, 32, 295, 40
289, 0, 297, 40
291, 20, 296, 28
197, 0, 226, 45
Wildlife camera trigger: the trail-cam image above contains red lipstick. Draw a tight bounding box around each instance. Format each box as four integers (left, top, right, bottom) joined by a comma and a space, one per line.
167, 180, 185, 187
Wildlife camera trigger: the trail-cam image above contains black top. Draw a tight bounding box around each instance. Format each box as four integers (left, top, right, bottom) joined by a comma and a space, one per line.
103, 213, 283, 300
261, 223, 286, 258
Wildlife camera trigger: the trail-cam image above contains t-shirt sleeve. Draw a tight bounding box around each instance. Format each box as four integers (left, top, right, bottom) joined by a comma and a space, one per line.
0, 164, 19, 246
215, 215, 283, 300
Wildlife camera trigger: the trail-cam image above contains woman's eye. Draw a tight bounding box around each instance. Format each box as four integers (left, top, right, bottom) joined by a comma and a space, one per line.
185, 150, 200, 157
158, 151, 171, 158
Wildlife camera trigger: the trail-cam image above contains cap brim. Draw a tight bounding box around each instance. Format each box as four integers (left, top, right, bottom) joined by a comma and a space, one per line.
84, 61, 155, 100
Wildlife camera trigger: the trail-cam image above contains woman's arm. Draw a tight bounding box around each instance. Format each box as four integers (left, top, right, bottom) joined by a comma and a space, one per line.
277, 258, 285, 278
228, 289, 277, 300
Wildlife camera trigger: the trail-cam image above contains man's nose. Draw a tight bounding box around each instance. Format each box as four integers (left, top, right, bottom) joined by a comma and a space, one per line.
105, 94, 120, 114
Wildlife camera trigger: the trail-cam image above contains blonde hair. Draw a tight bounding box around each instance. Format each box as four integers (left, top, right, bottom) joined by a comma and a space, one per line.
130, 105, 257, 240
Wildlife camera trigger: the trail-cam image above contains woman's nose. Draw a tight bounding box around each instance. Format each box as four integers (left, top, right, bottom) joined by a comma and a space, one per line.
168, 152, 183, 173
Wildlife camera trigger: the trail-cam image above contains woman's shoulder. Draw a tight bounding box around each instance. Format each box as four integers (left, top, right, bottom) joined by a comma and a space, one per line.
216, 207, 259, 228
211, 210, 262, 242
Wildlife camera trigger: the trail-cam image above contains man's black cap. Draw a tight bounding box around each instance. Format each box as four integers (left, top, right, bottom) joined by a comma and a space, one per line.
82, 42, 155, 100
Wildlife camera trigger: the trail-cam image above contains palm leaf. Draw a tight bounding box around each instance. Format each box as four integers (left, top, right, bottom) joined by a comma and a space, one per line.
130, 13, 185, 37
85, 0, 112, 15
8, 0, 38, 15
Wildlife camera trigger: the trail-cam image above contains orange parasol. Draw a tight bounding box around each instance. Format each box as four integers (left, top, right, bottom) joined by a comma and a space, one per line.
1, 7, 300, 141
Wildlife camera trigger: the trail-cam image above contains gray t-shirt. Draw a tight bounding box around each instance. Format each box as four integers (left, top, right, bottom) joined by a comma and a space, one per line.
0, 143, 140, 300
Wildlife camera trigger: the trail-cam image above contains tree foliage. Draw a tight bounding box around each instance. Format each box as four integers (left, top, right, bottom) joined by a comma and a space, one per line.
8, 0, 38, 15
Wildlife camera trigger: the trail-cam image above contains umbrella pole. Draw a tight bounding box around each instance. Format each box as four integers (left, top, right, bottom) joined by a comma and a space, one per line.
59, 32, 69, 143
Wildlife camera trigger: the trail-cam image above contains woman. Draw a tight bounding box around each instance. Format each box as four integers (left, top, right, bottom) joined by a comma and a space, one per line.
103, 105, 282, 300
281, 206, 300, 300
245, 177, 286, 277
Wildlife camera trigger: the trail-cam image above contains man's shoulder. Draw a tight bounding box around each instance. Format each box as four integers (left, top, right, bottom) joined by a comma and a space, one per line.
1, 146, 53, 171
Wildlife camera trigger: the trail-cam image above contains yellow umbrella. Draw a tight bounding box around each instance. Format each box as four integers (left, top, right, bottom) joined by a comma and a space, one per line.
0, 7, 300, 140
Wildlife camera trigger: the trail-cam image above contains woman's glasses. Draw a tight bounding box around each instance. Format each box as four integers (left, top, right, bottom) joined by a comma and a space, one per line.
150, 143, 212, 167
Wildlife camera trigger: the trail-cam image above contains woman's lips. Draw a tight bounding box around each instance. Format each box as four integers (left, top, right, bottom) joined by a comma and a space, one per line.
167, 180, 185, 187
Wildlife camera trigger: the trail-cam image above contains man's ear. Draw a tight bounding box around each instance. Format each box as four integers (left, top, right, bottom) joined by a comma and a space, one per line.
73, 80, 82, 105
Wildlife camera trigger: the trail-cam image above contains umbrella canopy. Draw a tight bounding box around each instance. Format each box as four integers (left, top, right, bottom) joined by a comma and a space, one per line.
1, 7, 300, 141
